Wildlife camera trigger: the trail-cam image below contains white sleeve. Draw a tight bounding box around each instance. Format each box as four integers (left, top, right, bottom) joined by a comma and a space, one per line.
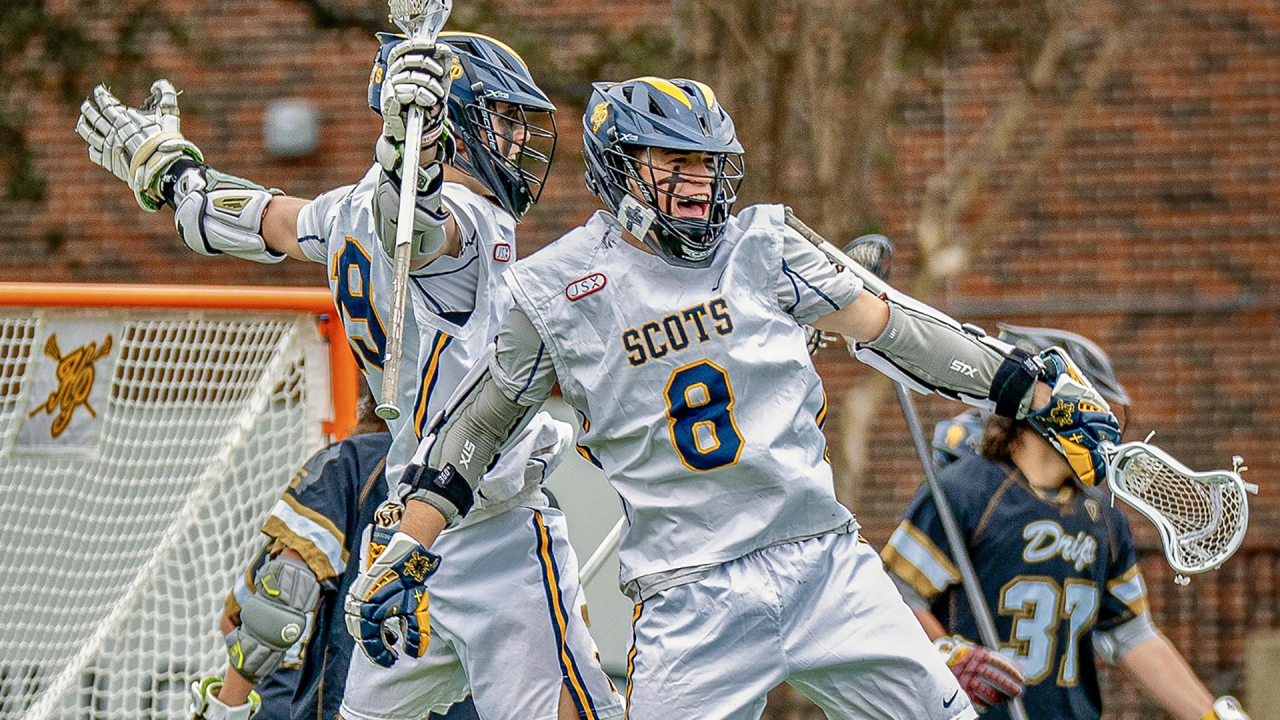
295, 185, 356, 265
777, 229, 864, 325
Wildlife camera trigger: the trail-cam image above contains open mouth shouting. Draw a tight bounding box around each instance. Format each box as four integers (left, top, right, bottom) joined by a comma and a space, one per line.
673, 193, 711, 220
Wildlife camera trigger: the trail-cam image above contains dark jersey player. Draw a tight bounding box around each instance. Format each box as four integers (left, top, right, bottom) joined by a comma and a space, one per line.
193, 389, 479, 720
884, 325, 1250, 720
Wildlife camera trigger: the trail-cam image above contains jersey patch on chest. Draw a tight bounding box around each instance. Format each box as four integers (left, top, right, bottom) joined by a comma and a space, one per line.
566, 273, 607, 301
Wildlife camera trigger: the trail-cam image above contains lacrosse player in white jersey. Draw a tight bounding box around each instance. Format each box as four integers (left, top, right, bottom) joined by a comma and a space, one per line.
344, 76, 1127, 719
76, 31, 621, 720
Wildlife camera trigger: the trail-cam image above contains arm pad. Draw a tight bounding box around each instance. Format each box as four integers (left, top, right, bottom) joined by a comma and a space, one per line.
858, 296, 1040, 418
225, 555, 320, 682
373, 135, 449, 263
406, 374, 537, 525
404, 307, 553, 525
162, 159, 285, 264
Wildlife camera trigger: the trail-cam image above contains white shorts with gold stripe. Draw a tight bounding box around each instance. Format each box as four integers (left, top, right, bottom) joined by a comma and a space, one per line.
623, 531, 978, 720
339, 507, 623, 720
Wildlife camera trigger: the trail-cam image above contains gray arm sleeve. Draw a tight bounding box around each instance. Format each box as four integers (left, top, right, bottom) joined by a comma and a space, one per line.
1092, 613, 1160, 665
408, 306, 556, 525
857, 298, 1041, 418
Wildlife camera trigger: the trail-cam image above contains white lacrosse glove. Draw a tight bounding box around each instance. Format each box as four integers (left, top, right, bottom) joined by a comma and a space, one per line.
189, 677, 260, 720
381, 40, 456, 146
76, 80, 203, 212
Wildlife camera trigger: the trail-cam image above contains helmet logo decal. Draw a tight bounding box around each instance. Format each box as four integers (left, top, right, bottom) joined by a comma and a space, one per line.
589, 102, 610, 133
618, 195, 656, 241
566, 273, 607, 301
450, 60, 464, 80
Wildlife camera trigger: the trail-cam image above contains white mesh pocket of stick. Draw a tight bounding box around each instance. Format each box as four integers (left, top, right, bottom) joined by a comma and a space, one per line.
1104, 436, 1258, 585
388, 0, 452, 36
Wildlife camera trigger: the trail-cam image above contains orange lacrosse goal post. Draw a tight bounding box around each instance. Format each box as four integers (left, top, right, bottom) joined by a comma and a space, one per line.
0, 282, 360, 720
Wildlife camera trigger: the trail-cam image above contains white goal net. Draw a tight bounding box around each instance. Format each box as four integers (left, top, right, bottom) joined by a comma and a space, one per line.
0, 285, 351, 720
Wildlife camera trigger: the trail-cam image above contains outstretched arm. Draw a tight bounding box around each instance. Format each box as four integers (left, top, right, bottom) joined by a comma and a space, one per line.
1119, 635, 1217, 720
790, 229, 1115, 484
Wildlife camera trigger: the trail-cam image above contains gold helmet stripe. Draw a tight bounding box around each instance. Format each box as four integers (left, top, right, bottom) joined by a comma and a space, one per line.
688, 80, 718, 110
628, 76, 693, 109
438, 31, 528, 70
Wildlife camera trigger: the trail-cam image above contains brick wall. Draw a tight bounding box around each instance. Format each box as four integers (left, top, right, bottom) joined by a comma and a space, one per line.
4, 0, 1277, 716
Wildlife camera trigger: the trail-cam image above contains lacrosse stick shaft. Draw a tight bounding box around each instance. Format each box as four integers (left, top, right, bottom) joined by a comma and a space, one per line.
375, 105, 426, 421
377, 0, 451, 420
580, 517, 624, 586
896, 385, 1033, 720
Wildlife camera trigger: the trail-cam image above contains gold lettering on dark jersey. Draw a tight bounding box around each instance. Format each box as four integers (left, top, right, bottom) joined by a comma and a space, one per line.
621, 297, 734, 367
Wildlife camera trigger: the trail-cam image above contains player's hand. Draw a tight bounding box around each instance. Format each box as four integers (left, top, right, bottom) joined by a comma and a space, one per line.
381, 39, 456, 146
344, 529, 440, 667
935, 635, 1025, 713
76, 80, 203, 212
188, 677, 261, 720
1026, 347, 1122, 486
1204, 696, 1251, 720
804, 325, 838, 356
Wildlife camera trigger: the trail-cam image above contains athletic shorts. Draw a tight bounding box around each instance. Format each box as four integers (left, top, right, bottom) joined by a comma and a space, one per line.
340, 507, 623, 720
623, 531, 978, 720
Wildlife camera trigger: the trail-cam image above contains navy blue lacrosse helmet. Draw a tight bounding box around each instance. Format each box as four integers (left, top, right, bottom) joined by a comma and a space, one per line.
368, 31, 557, 218
583, 78, 744, 267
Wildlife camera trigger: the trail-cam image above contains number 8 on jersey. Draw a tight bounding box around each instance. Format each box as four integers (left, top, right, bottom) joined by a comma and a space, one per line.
664, 360, 744, 471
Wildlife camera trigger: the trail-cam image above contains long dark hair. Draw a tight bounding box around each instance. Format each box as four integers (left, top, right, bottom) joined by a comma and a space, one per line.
979, 413, 1026, 464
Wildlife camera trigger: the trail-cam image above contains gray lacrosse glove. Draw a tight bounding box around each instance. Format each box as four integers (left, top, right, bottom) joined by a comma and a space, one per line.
381, 40, 456, 146
76, 80, 203, 212
224, 555, 320, 683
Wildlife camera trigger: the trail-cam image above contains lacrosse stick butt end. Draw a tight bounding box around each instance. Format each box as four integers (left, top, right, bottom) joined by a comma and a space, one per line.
375, 402, 402, 421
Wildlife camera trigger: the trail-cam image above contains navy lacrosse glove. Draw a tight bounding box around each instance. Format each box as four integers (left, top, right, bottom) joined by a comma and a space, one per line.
344, 529, 440, 667
1027, 347, 1122, 486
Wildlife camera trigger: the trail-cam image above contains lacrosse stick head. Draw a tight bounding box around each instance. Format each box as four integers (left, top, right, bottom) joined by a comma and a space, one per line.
388, 0, 452, 40
842, 234, 894, 282
1105, 439, 1254, 581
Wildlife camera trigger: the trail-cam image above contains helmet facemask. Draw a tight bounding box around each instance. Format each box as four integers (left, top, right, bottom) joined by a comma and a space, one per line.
452, 94, 557, 218
602, 144, 744, 267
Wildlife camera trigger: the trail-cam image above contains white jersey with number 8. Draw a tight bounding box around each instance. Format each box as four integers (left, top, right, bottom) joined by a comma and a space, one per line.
504, 204, 864, 596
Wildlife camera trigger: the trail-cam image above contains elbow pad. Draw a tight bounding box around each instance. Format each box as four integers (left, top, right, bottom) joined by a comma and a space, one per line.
162, 159, 286, 264
373, 135, 449, 262
858, 293, 1042, 417
225, 555, 320, 682
1091, 613, 1158, 665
